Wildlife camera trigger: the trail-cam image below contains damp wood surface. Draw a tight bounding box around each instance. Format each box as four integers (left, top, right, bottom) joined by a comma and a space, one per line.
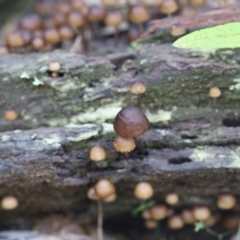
1, 9, 240, 233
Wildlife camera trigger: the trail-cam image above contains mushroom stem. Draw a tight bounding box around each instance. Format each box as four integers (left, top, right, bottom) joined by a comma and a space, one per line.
97, 199, 104, 240
80, 28, 88, 53
124, 152, 129, 158
138, 23, 144, 34
114, 27, 119, 46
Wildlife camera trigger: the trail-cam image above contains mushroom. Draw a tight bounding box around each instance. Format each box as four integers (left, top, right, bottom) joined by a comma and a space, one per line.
89, 146, 106, 162
58, 25, 75, 44
134, 182, 154, 200
113, 135, 136, 157
168, 215, 184, 229
56, 0, 72, 15
71, 0, 89, 14
104, 10, 124, 46
145, 220, 157, 229
19, 13, 42, 32
170, 24, 186, 37
209, 87, 221, 106
181, 209, 195, 224
1, 196, 18, 210
6, 31, 26, 49
43, 28, 61, 46
160, 0, 178, 17
103, 192, 117, 203
3, 110, 18, 121
149, 204, 168, 220
68, 11, 88, 52
189, 0, 206, 11
222, 214, 240, 229
88, 6, 106, 39
113, 106, 150, 138
203, 214, 220, 227
130, 81, 147, 107
165, 193, 179, 205
193, 206, 211, 221
129, 5, 150, 33
94, 179, 116, 198
217, 194, 236, 210
142, 209, 152, 219
101, 0, 119, 7
87, 187, 100, 201
31, 37, 45, 51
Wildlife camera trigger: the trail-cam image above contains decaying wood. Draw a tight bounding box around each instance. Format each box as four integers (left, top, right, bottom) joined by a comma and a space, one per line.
1, 10, 240, 232
140, 6, 240, 43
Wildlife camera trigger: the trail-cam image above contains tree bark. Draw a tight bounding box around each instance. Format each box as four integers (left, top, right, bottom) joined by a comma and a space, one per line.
1, 8, 240, 230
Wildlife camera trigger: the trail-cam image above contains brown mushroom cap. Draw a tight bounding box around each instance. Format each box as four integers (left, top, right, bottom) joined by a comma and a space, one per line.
193, 206, 211, 221
141, 0, 163, 6
145, 220, 157, 229
203, 214, 220, 227
54, 13, 66, 26
87, 187, 99, 201
71, 0, 88, 14
104, 11, 124, 27
56, 0, 72, 15
1, 196, 18, 210
94, 179, 116, 198
103, 192, 117, 203
134, 182, 154, 200
43, 16, 56, 29
189, 0, 206, 7
101, 0, 119, 7
6, 31, 25, 48
31, 37, 45, 50
127, 27, 141, 43
129, 5, 150, 23
165, 193, 179, 205
59, 25, 75, 40
0, 45, 10, 54
217, 194, 236, 210
170, 24, 186, 36
181, 209, 195, 224
142, 209, 152, 219
89, 146, 106, 162
113, 135, 136, 153
209, 87, 221, 98
35, 0, 54, 15
130, 82, 146, 94
222, 214, 240, 229
160, 0, 178, 15
19, 14, 42, 32
149, 204, 168, 220
20, 29, 32, 45
168, 215, 184, 229
68, 11, 86, 28
43, 28, 61, 44
89, 6, 106, 23
49, 61, 61, 72
114, 106, 150, 137
3, 110, 18, 121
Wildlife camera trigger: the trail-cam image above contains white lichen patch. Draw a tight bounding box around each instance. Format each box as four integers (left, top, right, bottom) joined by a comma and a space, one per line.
20, 72, 30, 79
229, 78, 240, 91
48, 118, 68, 127
156, 129, 171, 136
1, 135, 11, 142
146, 109, 172, 123
101, 123, 114, 133
67, 126, 100, 142
189, 148, 214, 163
70, 104, 122, 123
228, 149, 240, 168
43, 136, 62, 145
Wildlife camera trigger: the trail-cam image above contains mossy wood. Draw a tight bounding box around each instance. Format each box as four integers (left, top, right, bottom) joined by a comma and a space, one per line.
1, 10, 240, 229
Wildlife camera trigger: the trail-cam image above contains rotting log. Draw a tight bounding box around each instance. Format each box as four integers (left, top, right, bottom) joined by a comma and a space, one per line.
1, 11, 240, 232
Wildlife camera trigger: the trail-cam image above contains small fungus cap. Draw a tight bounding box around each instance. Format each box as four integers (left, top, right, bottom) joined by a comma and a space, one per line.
89, 146, 106, 162
193, 206, 211, 221
4, 110, 18, 121
6, 31, 25, 48
114, 106, 150, 137
43, 28, 61, 44
59, 25, 75, 40
150, 204, 168, 220
103, 192, 117, 203
130, 82, 146, 94
170, 24, 186, 36
68, 11, 86, 28
141, 0, 163, 6
189, 0, 206, 7
87, 187, 99, 201
217, 194, 236, 210
104, 11, 124, 27
181, 209, 195, 224
168, 215, 184, 229
49, 61, 61, 72
160, 0, 178, 14
134, 182, 154, 200
101, 0, 119, 7
145, 220, 157, 229
1, 196, 18, 210
129, 5, 150, 23
113, 136, 136, 153
19, 14, 42, 32
209, 87, 221, 98
94, 179, 116, 198
32, 37, 45, 50
89, 6, 106, 22
165, 193, 179, 205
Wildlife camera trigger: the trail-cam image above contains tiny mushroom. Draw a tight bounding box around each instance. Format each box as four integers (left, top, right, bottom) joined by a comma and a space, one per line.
94, 179, 116, 199
145, 220, 157, 229
89, 146, 106, 162
103, 192, 117, 203
4, 110, 18, 121
113, 106, 150, 138
170, 24, 187, 37
165, 193, 179, 205
134, 182, 154, 200
150, 204, 168, 220
87, 187, 100, 201
160, 0, 178, 16
1, 196, 18, 210
217, 194, 236, 210
168, 215, 184, 229
130, 82, 146, 95
193, 206, 211, 221
113, 135, 136, 153
181, 209, 195, 224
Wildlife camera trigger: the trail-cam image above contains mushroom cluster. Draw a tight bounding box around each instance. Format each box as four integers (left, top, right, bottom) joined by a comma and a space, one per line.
2, 0, 234, 55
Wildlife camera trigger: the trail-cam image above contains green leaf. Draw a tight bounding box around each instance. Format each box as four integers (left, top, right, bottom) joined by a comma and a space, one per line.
132, 200, 156, 216
194, 221, 205, 232
173, 22, 240, 49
